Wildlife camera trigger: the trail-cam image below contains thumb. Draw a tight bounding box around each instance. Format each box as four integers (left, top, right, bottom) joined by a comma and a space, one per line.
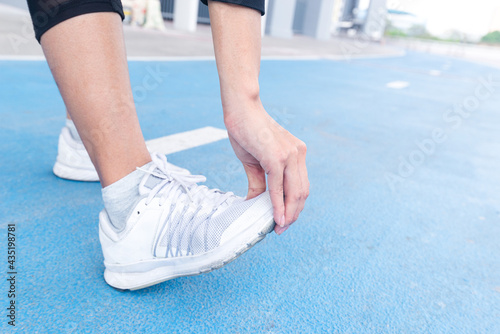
242, 163, 266, 200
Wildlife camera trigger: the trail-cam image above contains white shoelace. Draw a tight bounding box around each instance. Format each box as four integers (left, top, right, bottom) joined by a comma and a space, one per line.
137, 153, 234, 256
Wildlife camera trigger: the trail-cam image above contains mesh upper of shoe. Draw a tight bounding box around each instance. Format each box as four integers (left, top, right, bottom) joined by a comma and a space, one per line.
139, 153, 259, 258
158, 197, 256, 257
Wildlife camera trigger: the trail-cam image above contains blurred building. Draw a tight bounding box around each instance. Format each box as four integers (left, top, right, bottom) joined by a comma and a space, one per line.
161, 0, 210, 24
267, 0, 387, 40
330, 0, 388, 40
386, 9, 426, 34
161, 0, 388, 41
490, 7, 500, 32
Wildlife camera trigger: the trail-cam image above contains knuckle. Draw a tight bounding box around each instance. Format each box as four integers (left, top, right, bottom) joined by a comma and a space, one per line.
289, 147, 299, 157
275, 153, 287, 166
261, 160, 273, 173
303, 190, 310, 199
269, 186, 284, 194
304, 181, 310, 196
298, 141, 307, 154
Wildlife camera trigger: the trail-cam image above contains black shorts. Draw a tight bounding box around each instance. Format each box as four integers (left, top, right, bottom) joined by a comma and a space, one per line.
199, 0, 264, 15
27, 0, 265, 43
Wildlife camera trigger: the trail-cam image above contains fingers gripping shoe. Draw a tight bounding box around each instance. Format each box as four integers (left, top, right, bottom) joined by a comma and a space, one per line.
53, 126, 190, 181
99, 153, 275, 290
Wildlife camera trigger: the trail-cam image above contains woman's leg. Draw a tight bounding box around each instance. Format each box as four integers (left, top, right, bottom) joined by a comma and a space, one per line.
40, 12, 151, 187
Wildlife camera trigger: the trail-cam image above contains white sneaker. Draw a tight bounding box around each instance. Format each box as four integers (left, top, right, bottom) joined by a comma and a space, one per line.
99, 153, 275, 290
53, 126, 189, 181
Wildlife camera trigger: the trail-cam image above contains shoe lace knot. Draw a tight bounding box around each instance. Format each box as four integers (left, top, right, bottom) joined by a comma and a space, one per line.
137, 153, 232, 208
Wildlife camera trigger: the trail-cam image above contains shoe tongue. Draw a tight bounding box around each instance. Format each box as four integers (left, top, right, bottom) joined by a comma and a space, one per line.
143, 167, 164, 189
138, 167, 166, 195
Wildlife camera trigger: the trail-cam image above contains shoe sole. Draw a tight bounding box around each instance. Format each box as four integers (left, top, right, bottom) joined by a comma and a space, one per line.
53, 161, 99, 182
103, 216, 275, 291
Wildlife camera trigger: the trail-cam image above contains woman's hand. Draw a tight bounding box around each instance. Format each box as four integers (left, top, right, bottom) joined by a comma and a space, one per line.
207, 0, 309, 234
225, 104, 309, 235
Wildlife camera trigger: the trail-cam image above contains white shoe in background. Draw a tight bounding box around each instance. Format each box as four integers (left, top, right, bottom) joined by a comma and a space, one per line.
53, 126, 190, 182
53, 126, 100, 181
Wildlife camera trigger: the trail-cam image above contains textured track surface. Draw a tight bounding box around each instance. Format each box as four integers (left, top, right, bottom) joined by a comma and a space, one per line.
1, 52, 500, 333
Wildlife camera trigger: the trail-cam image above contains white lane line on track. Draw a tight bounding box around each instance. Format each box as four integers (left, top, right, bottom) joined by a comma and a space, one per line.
146, 126, 228, 155
386, 81, 410, 89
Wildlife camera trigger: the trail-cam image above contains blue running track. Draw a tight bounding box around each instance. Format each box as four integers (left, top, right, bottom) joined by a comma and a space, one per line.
1, 52, 499, 333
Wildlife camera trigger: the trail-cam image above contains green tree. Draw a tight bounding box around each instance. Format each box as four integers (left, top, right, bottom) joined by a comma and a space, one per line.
481, 31, 500, 44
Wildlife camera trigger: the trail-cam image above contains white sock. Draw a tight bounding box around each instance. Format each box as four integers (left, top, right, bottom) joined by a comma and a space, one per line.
65, 119, 82, 143
101, 161, 156, 232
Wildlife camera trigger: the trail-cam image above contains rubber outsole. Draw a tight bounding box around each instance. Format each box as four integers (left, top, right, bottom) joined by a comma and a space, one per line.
105, 218, 275, 291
